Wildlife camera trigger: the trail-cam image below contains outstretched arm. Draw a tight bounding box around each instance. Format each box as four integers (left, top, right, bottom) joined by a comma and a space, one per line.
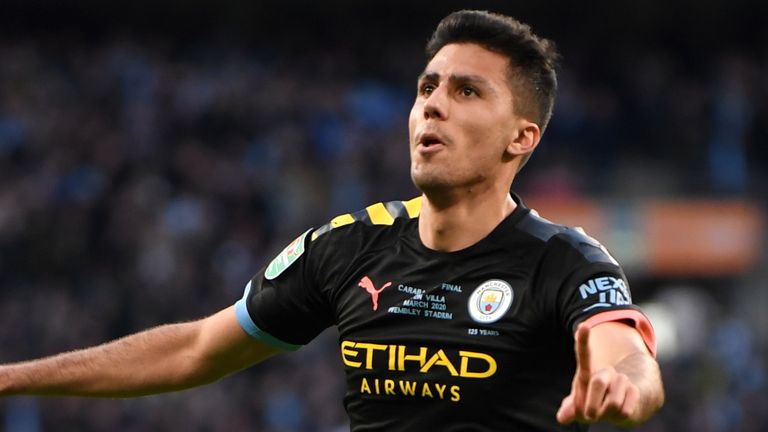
0, 306, 278, 398
556, 321, 664, 427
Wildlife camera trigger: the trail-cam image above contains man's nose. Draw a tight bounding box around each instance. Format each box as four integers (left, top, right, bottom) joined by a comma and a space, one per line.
423, 88, 448, 120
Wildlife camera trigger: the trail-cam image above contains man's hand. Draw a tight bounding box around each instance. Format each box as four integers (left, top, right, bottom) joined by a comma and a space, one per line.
556, 322, 663, 427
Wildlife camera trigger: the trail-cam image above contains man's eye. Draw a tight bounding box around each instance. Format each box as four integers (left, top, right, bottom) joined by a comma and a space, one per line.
461, 87, 477, 97
420, 84, 435, 95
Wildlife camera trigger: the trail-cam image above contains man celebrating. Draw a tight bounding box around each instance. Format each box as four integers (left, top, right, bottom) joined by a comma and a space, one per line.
0, 10, 663, 431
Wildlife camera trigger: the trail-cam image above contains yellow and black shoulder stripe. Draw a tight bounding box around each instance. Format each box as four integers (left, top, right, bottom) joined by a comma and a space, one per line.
311, 197, 422, 241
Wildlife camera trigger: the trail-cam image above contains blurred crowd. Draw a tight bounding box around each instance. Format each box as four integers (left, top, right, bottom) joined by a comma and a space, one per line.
0, 7, 767, 431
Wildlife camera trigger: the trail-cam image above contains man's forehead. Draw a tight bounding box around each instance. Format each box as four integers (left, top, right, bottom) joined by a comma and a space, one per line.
421, 43, 510, 83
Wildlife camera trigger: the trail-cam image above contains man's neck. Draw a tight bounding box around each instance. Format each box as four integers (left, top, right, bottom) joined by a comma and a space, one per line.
418, 187, 517, 253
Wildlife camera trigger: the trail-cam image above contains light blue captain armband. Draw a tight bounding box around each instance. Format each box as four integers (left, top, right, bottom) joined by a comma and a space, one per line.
234, 281, 302, 352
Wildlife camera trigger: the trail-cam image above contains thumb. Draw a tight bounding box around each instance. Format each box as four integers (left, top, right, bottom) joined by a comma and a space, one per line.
557, 393, 576, 424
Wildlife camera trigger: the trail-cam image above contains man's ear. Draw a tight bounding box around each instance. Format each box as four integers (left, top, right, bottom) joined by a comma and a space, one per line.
506, 119, 541, 158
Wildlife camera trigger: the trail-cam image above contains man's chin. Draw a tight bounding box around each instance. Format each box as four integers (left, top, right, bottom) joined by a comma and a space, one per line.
411, 172, 452, 195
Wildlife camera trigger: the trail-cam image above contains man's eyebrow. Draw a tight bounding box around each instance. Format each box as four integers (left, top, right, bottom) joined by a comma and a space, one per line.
417, 72, 495, 91
417, 71, 440, 82
448, 74, 492, 88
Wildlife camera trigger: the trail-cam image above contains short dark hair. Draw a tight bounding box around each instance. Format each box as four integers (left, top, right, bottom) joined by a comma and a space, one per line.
426, 10, 559, 169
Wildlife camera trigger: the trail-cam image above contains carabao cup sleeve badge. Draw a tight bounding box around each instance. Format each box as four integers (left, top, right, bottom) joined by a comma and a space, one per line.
264, 229, 312, 280
468, 280, 514, 324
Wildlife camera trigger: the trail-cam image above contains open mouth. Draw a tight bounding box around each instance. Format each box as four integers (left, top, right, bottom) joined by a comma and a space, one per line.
418, 132, 445, 148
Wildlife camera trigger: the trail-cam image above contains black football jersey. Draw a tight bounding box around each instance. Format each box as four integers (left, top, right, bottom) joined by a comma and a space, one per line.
235, 194, 655, 431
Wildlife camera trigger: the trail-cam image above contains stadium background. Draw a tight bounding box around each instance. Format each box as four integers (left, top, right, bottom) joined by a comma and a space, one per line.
0, 0, 766, 430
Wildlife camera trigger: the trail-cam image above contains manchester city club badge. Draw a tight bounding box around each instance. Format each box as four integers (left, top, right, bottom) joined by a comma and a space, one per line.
468, 280, 514, 324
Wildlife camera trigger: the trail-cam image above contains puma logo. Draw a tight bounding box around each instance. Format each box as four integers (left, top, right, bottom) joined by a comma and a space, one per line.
358, 276, 392, 311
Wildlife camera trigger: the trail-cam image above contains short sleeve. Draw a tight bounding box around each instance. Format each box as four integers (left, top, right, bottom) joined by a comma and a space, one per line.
557, 268, 656, 357
539, 228, 656, 356
234, 228, 335, 351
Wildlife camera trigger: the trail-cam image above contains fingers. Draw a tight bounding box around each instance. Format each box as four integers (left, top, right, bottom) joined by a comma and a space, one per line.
556, 394, 575, 424
598, 372, 633, 418
574, 324, 591, 387
622, 384, 640, 418
561, 367, 641, 425
558, 323, 647, 425
583, 367, 618, 420
558, 324, 641, 425
611, 379, 640, 422
558, 324, 591, 425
